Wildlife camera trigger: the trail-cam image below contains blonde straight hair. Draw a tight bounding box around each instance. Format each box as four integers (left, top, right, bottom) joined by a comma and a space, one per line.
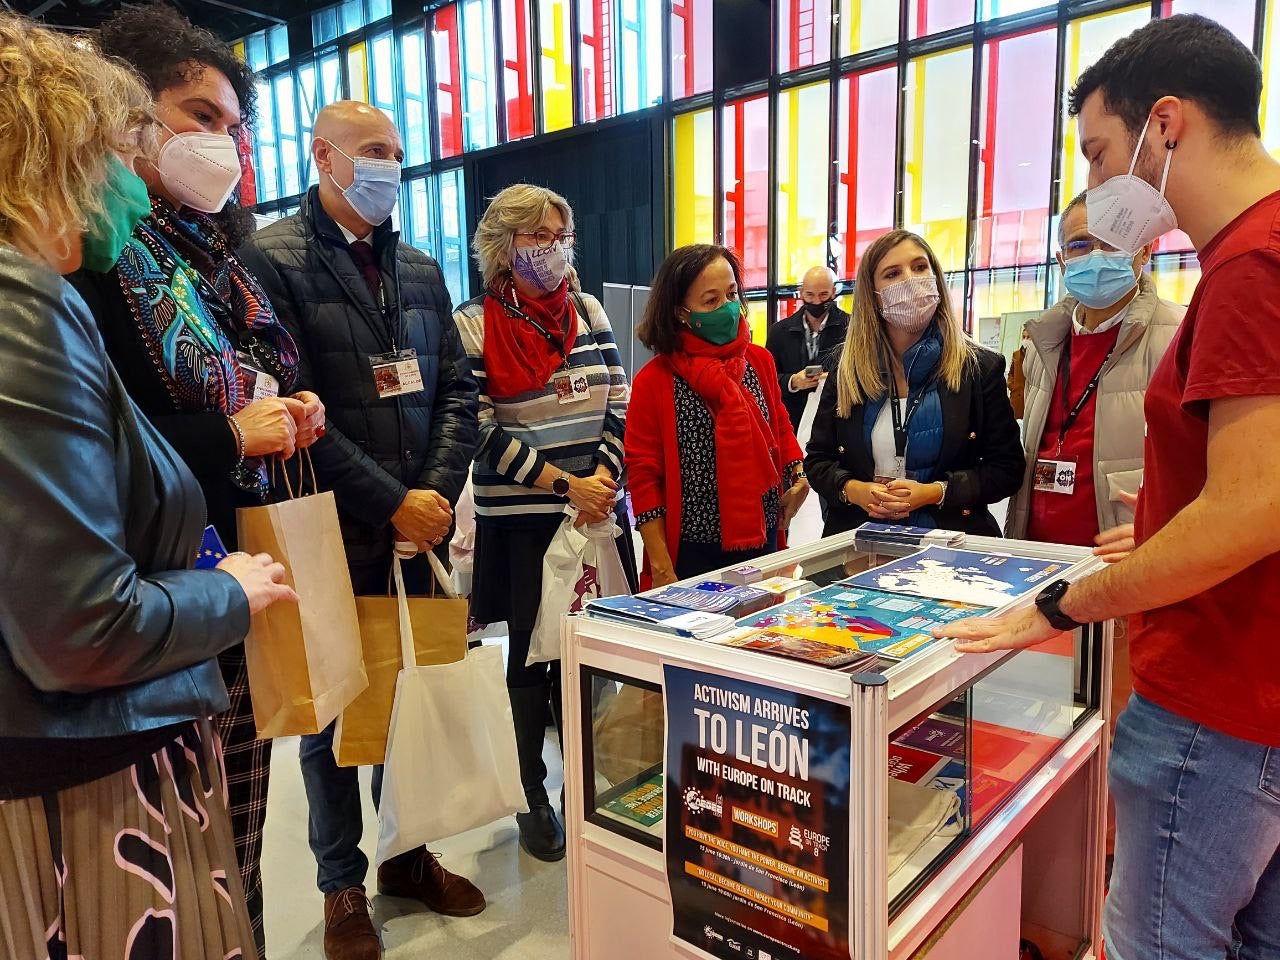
472, 183, 575, 288
835, 230, 973, 418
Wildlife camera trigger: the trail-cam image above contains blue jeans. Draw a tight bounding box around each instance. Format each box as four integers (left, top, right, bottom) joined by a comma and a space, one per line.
1104, 693, 1280, 960
298, 719, 389, 894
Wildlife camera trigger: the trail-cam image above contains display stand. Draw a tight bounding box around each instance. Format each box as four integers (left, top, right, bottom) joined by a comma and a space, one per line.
562, 530, 1113, 960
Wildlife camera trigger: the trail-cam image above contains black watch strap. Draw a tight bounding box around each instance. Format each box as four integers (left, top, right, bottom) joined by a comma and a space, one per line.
1035, 578, 1084, 631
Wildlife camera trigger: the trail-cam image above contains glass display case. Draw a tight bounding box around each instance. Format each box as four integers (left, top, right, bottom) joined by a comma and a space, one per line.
563, 529, 1112, 960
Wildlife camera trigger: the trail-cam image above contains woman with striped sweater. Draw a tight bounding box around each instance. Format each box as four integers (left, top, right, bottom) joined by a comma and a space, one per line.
454, 184, 629, 861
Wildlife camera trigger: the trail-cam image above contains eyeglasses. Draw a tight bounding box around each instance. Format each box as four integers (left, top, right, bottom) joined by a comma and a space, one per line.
515, 229, 576, 250
1062, 237, 1118, 259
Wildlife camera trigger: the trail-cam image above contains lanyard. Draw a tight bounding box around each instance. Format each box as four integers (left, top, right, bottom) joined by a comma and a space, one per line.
490, 288, 574, 369
1055, 334, 1116, 456
889, 376, 927, 459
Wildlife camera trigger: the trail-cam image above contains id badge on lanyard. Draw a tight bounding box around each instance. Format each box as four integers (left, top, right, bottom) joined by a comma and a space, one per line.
553, 368, 590, 404
368, 348, 424, 398
237, 352, 280, 401
876, 387, 921, 484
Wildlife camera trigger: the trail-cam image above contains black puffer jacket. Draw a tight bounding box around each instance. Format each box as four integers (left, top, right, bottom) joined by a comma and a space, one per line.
238, 187, 479, 564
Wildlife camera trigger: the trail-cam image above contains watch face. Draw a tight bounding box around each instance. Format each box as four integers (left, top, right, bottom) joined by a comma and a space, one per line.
553, 476, 570, 496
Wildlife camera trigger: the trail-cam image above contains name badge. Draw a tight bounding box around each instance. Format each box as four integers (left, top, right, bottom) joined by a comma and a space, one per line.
237, 353, 279, 401
553, 369, 590, 405
874, 456, 908, 486
369, 349, 424, 399
1034, 458, 1077, 495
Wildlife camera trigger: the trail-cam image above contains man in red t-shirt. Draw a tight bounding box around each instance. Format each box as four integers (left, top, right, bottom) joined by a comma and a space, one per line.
943, 15, 1280, 960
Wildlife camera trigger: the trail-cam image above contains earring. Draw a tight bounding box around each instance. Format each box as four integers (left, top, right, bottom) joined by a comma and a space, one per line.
1164, 139, 1178, 150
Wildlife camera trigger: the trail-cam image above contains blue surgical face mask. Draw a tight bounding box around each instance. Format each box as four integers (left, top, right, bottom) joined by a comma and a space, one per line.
1061, 249, 1139, 309
324, 139, 401, 225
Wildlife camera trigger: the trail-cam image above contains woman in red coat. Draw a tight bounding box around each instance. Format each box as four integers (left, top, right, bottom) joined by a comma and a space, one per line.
627, 245, 808, 588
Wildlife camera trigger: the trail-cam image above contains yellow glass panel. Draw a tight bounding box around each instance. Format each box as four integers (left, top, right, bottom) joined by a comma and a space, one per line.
746, 300, 768, 345
1149, 259, 1202, 306
1263, 2, 1280, 159
672, 109, 715, 248
970, 270, 1047, 321
775, 82, 831, 286
902, 48, 972, 272
347, 42, 369, 103
1059, 6, 1149, 202
840, 0, 898, 57
232, 40, 247, 63
541, 0, 574, 132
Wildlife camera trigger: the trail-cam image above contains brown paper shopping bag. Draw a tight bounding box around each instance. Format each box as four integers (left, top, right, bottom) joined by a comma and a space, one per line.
237, 453, 368, 738
334, 552, 468, 767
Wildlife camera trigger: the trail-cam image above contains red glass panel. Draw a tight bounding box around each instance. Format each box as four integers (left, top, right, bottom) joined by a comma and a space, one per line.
503, 0, 535, 139
433, 5, 464, 158
836, 66, 897, 276
580, 0, 615, 121
723, 96, 770, 288
973, 27, 1055, 269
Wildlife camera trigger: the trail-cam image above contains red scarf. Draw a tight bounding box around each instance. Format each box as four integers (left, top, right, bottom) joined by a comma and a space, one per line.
667, 320, 780, 550
482, 278, 573, 396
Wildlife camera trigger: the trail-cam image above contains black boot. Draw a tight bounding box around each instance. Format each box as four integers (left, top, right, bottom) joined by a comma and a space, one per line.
508, 685, 566, 862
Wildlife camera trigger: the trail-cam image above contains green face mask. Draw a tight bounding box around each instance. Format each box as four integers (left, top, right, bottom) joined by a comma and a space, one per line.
81, 156, 152, 273
685, 300, 743, 346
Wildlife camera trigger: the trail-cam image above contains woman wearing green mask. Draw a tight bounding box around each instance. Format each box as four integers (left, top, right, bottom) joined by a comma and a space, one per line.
0, 17, 296, 959
627, 244, 808, 588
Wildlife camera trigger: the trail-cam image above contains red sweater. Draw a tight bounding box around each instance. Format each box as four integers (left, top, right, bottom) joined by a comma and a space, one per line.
626, 344, 804, 589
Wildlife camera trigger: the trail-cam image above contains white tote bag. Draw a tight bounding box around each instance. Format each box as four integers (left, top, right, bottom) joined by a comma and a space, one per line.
528, 507, 629, 666
375, 555, 527, 863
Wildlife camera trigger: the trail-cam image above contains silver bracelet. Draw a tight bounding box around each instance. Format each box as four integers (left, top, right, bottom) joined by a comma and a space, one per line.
935, 480, 949, 505
226, 414, 246, 466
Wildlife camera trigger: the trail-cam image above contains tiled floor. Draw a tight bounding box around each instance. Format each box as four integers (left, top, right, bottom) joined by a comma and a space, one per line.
259, 492, 826, 959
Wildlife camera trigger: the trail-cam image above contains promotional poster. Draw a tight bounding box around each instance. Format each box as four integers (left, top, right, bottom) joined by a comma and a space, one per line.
663, 665, 852, 960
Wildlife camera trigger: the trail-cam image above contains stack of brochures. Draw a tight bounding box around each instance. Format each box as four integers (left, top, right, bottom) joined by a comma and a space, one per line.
643, 581, 780, 619
584, 596, 734, 639
853, 522, 965, 550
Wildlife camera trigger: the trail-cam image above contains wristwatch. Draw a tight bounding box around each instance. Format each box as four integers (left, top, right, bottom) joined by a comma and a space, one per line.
552, 472, 571, 497
1035, 579, 1084, 631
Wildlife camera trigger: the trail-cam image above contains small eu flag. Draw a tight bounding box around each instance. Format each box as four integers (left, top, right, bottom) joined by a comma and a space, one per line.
194, 524, 229, 570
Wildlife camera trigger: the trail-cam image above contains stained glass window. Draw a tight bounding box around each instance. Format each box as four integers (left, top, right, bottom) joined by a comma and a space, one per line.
671, 0, 713, 100
722, 95, 770, 288
672, 108, 715, 247
775, 82, 831, 285
779, 0, 832, 73
836, 66, 897, 276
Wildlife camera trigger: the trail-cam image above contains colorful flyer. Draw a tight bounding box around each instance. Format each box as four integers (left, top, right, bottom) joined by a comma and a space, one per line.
741, 584, 989, 661
664, 665, 852, 960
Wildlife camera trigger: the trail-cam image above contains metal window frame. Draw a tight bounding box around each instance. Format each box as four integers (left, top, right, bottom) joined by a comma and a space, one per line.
251, 0, 1256, 325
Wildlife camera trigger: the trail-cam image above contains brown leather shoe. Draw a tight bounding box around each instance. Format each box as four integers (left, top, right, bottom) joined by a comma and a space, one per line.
323, 885, 381, 960
376, 848, 487, 917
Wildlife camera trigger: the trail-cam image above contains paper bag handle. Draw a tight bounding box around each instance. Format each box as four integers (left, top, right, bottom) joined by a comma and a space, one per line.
425, 550, 461, 600
274, 449, 320, 501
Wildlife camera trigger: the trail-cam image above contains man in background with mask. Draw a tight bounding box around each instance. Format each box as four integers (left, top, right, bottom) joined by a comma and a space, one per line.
1005, 190, 1182, 548
766, 265, 848, 433
942, 15, 1280, 959
239, 101, 481, 960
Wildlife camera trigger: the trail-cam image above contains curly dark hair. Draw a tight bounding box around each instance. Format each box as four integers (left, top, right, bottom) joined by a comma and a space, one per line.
97, 1, 258, 131
1068, 14, 1261, 139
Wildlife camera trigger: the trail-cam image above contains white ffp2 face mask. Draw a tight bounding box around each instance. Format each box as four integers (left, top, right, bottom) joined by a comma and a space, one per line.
1085, 114, 1178, 255
324, 140, 402, 226
157, 123, 243, 214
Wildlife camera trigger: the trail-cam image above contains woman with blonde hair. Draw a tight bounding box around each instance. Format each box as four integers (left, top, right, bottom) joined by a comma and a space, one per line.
453, 183, 629, 861
805, 230, 1024, 536
0, 17, 294, 959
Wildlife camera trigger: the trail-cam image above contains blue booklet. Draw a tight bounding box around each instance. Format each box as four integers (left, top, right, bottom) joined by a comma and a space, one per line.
845, 546, 1070, 608
854, 522, 964, 547
584, 595, 734, 639
644, 581, 777, 617
194, 525, 229, 570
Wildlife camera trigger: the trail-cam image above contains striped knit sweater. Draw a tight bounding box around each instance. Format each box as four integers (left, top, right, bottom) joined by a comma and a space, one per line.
454, 291, 628, 524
